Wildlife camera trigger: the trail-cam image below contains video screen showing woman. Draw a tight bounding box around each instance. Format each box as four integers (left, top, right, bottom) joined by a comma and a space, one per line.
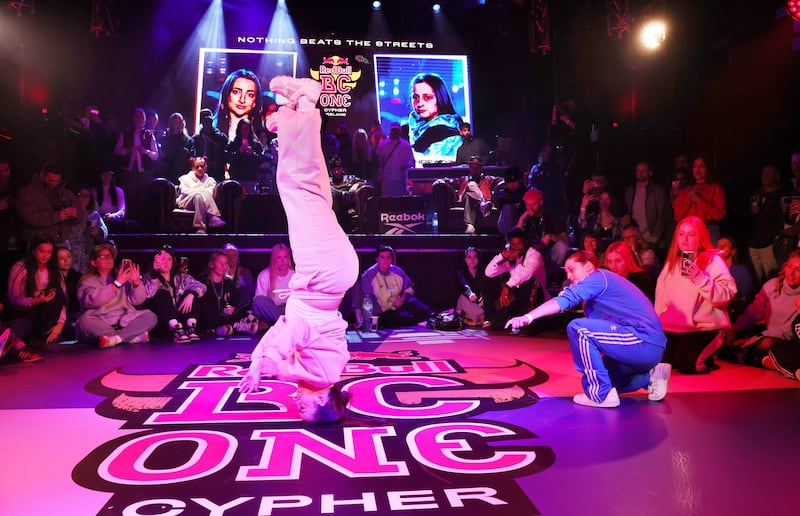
406, 72, 464, 164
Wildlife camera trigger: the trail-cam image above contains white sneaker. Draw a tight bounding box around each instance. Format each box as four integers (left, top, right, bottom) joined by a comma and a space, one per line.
99, 334, 123, 349
465, 223, 476, 234
647, 362, 672, 401
573, 387, 620, 408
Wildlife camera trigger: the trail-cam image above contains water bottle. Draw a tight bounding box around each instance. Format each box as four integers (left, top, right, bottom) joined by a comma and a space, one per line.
361, 295, 374, 330
432, 211, 439, 234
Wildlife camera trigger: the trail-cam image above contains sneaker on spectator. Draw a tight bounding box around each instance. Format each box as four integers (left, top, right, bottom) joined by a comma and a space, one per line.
127, 331, 150, 344
216, 324, 234, 336
572, 388, 620, 408
465, 223, 476, 234
186, 324, 201, 342
647, 362, 671, 401
208, 215, 226, 228
0, 328, 11, 360
17, 346, 43, 363
171, 325, 192, 344
99, 334, 123, 349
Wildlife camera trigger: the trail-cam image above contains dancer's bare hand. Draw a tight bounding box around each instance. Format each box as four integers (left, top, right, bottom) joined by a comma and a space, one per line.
239, 368, 261, 393
505, 315, 531, 330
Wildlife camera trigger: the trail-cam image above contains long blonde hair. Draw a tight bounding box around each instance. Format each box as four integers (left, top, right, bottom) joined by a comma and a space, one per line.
269, 243, 292, 294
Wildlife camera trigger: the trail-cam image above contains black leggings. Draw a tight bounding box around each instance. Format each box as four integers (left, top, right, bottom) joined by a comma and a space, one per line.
145, 289, 198, 336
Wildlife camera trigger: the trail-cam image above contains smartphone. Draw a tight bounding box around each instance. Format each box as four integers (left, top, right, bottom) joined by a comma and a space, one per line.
180, 256, 189, 272
680, 251, 695, 276
121, 258, 132, 271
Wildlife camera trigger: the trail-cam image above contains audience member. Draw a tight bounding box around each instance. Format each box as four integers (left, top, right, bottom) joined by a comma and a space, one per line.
505, 250, 670, 408
483, 228, 549, 330
516, 188, 569, 284
581, 232, 603, 264
672, 157, 726, 244
252, 243, 294, 326
746, 163, 788, 284
717, 236, 757, 321
455, 122, 489, 164
17, 163, 85, 247
604, 240, 656, 302
142, 245, 206, 343
654, 216, 736, 374
56, 246, 81, 338
222, 243, 255, 312
351, 128, 374, 183
69, 184, 108, 274
114, 107, 159, 221
457, 155, 494, 234
358, 245, 432, 328
376, 122, 415, 197
94, 170, 128, 232
159, 112, 192, 182
456, 247, 488, 326
788, 149, 800, 193
197, 250, 241, 335
622, 225, 660, 278
189, 108, 229, 181
0, 301, 43, 363
528, 142, 567, 218
723, 251, 800, 367
0, 159, 22, 294
176, 156, 226, 233
76, 242, 156, 348
6, 234, 67, 344
495, 167, 527, 236
622, 161, 672, 253
578, 189, 622, 252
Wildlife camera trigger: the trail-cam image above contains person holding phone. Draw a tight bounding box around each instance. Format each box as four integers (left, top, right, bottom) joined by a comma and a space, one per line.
75, 242, 156, 348
654, 216, 737, 374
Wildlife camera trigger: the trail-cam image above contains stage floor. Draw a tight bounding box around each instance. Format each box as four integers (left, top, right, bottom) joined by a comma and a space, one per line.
1, 327, 797, 516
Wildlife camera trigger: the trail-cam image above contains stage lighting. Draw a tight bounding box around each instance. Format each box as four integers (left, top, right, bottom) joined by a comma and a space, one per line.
787, 1, 800, 22
372, 0, 381, 10
640, 20, 666, 50
432, 3, 441, 13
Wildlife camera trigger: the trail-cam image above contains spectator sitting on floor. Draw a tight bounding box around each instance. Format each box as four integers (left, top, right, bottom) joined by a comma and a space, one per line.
358, 245, 433, 329
456, 246, 489, 326
176, 156, 226, 234
483, 228, 549, 331
197, 250, 244, 335
654, 216, 736, 374
0, 301, 43, 363
457, 155, 494, 234
6, 234, 67, 344
581, 232, 603, 265
142, 245, 206, 343
223, 243, 255, 312
75, 242, 156, 348
622, 225, 660, 278
56, 245, 81, 340
252, 243, 295, 327
717, 236, 757, 322
604, 240, 656, 302
722, 251, 800, 367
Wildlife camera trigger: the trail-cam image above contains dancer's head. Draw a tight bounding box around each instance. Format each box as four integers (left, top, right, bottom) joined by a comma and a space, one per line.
294, 384, 351, 424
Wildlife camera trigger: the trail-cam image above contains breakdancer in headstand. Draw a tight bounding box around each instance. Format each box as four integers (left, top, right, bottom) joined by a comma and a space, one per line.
238, 76, 359, 424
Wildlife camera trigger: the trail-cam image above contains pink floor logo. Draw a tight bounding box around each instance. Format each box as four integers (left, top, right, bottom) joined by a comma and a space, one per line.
75, 351, 555, 515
